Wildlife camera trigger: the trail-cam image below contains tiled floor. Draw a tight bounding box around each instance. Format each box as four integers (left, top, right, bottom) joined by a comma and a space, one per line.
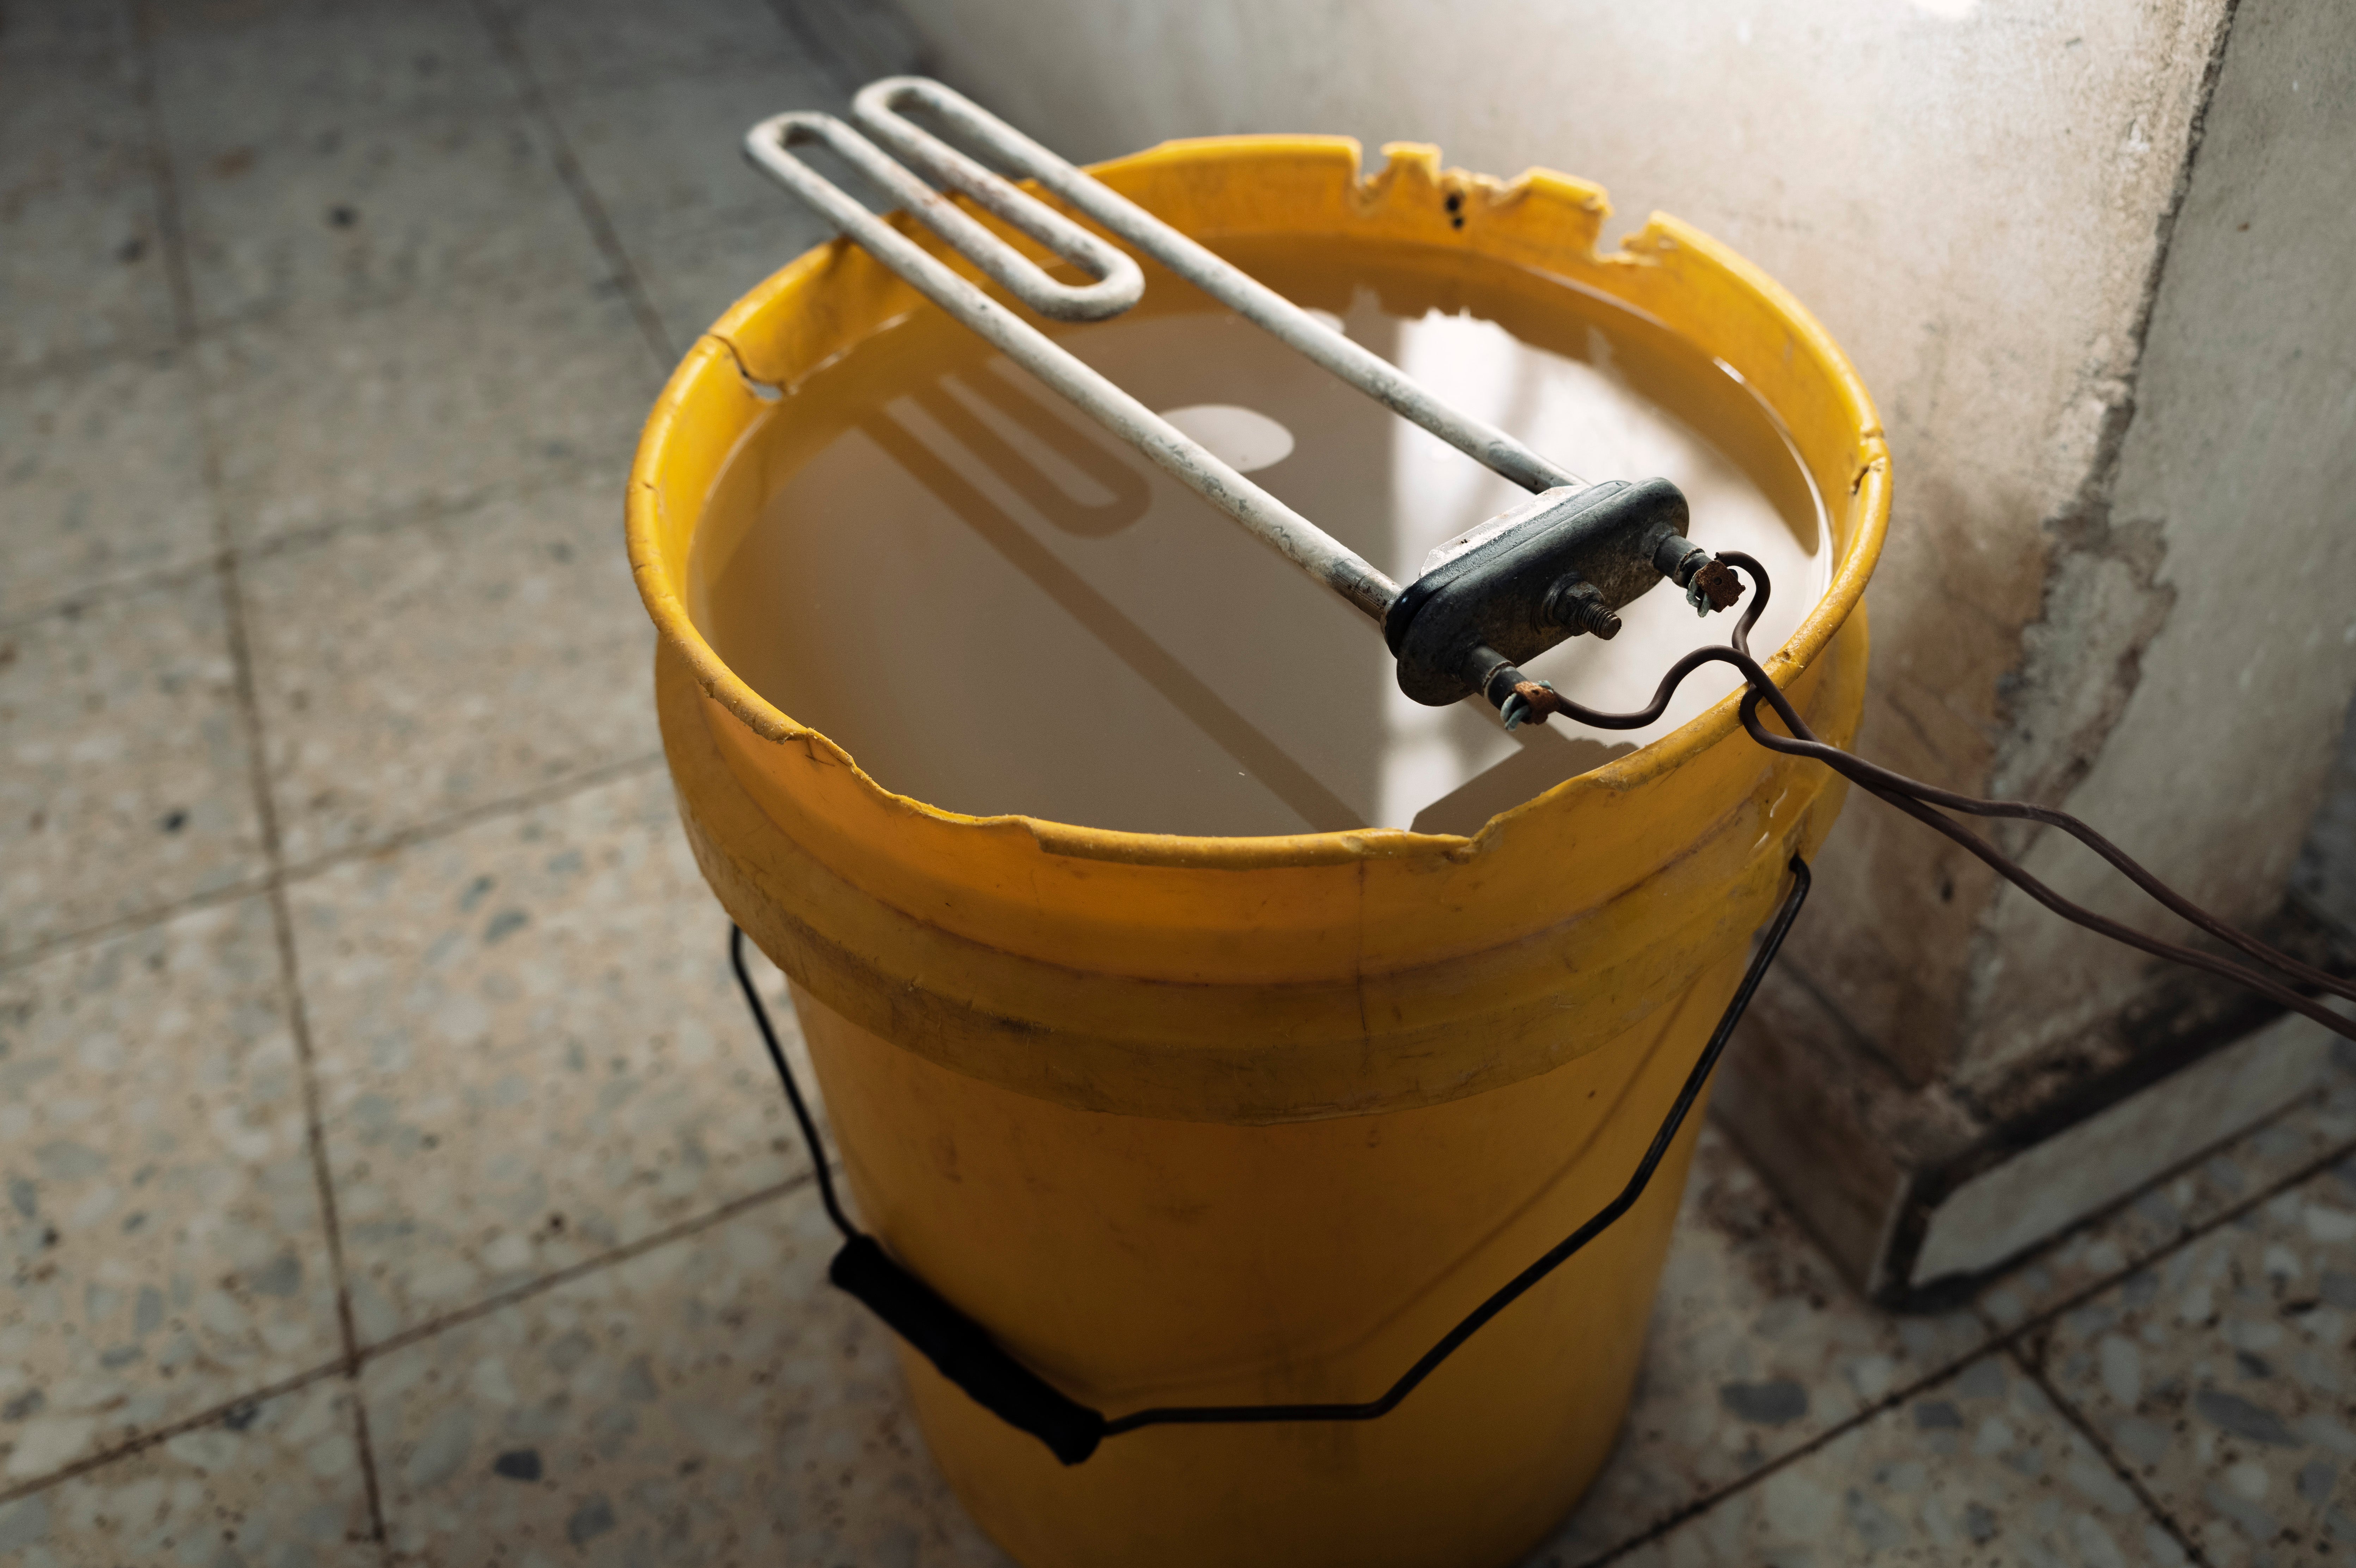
4, 2, 2353, 1564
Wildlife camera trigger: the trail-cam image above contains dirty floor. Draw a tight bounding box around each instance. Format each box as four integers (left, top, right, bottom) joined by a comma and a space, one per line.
6, 1, 2356, 1564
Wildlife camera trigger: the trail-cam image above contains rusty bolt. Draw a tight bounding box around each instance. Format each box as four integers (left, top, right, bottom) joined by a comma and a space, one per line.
1544, 577, 1622, 640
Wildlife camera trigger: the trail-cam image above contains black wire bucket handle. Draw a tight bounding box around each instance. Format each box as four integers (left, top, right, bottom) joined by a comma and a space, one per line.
728, 854, 1811, 1466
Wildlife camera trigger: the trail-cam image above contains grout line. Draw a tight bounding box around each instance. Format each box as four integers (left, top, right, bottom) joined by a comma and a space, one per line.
0, 1359, 349, 1508
3, 1076, 2337, 1535
355, 1170, 820, 1366
227, 466, 631, 568
128, 3, 197, 351
348, 1388, 391, 1551
1567, 1362, 1975, 1567
264, 870, 361, 1368
0, 752, 668, 979
4, 396, 635, 641
0, 1172, 819, 1511
764, 0, 925, 90
129, 2, 389, 1533
257, 747, 658, 892
1571, 1128, 2356, 1567
57, 4, 786, 1549
470, 0, 677, 373
5, 336, 189, 394
0, 548, 232, 635
1959, 1075, 2347, 1339
17, 47, 2327, 1504
2008, 1341, 2215, 1567
763, 0, 864, 85
266, 750, 670, 887
214, 542, 373, 1399
0, 873, 277, 978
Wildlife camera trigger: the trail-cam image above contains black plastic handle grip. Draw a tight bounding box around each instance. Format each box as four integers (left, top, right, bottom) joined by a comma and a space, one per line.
829, 1233, 1109, 1465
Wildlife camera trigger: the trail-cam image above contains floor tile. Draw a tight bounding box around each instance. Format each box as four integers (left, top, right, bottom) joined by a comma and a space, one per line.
0, 574, 266, 959
0, 0, 134, 62
1534, 1128, 1994, 1563
0, 895, 343, 1486
0, 51, 175, 375
148, 0, 513, 159
2032, 1156, 2356, 1566
291, 769, 805, 1340
0, 177, 174, 378
551, 54, 839, 283
1922, 1010, 2355, 1290
553, 59, 839, 232
196, 275, 660, 550
0, 1375, 378, 1566
499, 0, 801, 94
174, 103, 609, 332
771, 0, 925, 86
0, 352, 217, 622
1979, 1046, 2356, 1334
363, 1186, 1005, 1568
241, 472, 658, 865
551, 59, 842, 354
0, 36, 143, 187
1576, 1351, 2189, 1568
630, 206, 835, 359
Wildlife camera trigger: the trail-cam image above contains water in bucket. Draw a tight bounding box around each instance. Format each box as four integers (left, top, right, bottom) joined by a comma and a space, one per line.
692, 236, 1827, 836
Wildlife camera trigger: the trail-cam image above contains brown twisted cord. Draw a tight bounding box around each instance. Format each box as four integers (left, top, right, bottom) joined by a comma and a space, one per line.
1716, 554, 2354, 1007
1512, 552, 2356, 1041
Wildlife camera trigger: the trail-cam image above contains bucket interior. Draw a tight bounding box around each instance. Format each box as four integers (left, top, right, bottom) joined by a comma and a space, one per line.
686, 235, 1828, 837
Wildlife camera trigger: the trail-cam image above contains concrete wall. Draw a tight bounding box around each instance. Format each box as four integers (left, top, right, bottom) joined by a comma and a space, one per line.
1962, 0, 2356, 1082
888, 0, 2356, 1288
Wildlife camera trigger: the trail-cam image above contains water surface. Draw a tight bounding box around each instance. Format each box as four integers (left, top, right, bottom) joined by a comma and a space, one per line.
694, 239, 1826, 836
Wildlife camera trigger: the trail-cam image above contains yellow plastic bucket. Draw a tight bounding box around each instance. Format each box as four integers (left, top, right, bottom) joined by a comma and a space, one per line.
628, 137, 1887, 1568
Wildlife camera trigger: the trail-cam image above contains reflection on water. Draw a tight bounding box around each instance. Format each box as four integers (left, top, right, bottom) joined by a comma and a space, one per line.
693, 239, 1827, 837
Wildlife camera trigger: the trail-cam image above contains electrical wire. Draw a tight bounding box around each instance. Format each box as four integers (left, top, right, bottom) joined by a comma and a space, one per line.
729, 927, 856, 1238
726, 551, 2351, 1461
1102, 856, 1808, 1435
1512, 553, 2356, 1041
728, 858, 1810, 1442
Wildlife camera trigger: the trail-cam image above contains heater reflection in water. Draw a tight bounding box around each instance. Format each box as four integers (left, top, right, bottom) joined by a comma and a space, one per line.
693, 237, 1828, 836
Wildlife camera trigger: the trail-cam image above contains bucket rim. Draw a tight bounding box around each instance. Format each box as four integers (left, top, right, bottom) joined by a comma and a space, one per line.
626, 135, 1889, 872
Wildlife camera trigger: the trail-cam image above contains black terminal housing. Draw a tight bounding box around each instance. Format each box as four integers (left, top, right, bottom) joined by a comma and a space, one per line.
1384, 477, 1696, 707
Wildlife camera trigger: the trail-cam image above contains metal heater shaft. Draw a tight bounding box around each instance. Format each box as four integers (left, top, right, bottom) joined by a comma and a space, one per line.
744, 80, 1590, 627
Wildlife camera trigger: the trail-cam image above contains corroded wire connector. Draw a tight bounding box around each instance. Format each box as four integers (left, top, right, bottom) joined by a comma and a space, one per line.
1686, 558, 1746, 613
1653, 535, 1748, 617
1504, 680, 1569, 730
